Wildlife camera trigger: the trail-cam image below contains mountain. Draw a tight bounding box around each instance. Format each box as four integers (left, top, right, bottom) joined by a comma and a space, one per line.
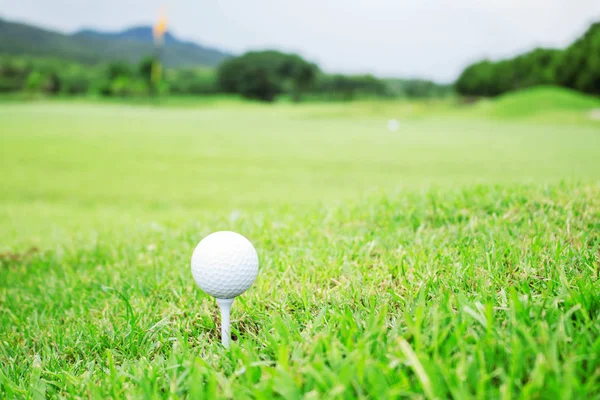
0, 17, 231, 67
0, 18, 103, 64
75, 26, 176, 44
72, 26, 230, 66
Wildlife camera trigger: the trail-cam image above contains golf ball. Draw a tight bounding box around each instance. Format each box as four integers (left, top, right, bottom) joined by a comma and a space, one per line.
191, 231, 259, 299
387, 119, 399, 132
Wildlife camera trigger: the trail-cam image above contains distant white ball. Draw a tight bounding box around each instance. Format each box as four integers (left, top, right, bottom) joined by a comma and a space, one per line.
191, 231, 259, 299
387, 119, 399, 132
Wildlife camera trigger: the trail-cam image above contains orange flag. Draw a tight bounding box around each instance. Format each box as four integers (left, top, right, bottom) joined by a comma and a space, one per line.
153, 9, 168, 44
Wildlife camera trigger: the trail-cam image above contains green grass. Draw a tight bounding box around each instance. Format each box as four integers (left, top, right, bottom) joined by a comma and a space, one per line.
1, 97, 600, 398
1, 100, 599, 249
470, 86, 600, 123
491, 86, 600, 115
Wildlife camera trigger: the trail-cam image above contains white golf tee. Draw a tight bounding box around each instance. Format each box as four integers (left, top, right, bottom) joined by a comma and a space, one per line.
216, 298, 234, 348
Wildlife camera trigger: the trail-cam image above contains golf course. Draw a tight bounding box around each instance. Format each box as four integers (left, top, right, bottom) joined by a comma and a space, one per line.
1, 85, 600, 397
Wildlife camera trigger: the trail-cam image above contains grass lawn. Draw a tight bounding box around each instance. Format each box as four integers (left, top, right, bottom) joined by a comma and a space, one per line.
1, 93, 600, 398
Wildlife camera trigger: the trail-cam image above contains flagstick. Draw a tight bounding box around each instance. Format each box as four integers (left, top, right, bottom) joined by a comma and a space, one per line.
151, 10, 167, 97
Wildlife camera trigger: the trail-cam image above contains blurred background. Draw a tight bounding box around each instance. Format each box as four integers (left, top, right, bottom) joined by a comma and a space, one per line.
0, 1, 599, 249
1, 1, 599, 102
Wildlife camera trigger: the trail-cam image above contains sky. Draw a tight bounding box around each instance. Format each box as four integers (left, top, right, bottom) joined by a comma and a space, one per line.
1, 0, 599, 82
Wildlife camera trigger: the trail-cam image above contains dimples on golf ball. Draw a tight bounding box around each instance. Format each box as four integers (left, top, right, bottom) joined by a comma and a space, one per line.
191, 231, 259, 299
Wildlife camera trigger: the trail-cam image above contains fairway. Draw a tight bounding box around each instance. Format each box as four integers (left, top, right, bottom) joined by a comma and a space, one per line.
1, 101, 599, 248
1, 100, 600, 398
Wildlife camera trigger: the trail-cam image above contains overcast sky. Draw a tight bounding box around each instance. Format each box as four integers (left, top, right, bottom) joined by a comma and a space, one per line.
1, 0, 599, 82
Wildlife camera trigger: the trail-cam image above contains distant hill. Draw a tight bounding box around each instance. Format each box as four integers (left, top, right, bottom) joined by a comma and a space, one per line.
0, 17, 231, 67
75, 26, 178, 45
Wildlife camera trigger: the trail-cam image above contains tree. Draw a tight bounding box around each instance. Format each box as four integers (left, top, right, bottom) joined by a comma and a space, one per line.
556, 22, 600, 95
100, 61, 141, 97
25, 70, 61, 94
0, 57, 30, 92
455, 60, 496, 97
454, 22, 600, 98
60, 64, 92, 94
167, 68, 218, 95
238, 67, 280, 102
277, 54, 318, 101
383, 78, 453, 98
217, 51, 318, 102
42, 72, 61, 94
106, 62, 132, 80
455, 48, 560, 97
25, 71, 44, 92
138, 57, 154, 88
313, 74, 389, 100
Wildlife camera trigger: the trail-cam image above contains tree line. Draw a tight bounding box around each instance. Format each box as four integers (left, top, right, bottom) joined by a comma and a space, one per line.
2, 20, 598, 102
0, 51, 450, 102
456, 22, 600, 97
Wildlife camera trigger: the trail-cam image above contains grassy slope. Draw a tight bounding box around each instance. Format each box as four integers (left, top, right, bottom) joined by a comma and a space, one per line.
492, 86, 600, 114
1, 96, 600, 398
1, 100, 599, 249
470, 86, 600, 122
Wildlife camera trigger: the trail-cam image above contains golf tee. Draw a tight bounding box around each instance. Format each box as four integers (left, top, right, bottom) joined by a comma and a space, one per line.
216, 298, 234, 348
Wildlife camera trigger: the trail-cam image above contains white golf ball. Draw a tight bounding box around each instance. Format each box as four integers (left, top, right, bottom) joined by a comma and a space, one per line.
387, 119, 399, 132
191, 231, 259, 299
